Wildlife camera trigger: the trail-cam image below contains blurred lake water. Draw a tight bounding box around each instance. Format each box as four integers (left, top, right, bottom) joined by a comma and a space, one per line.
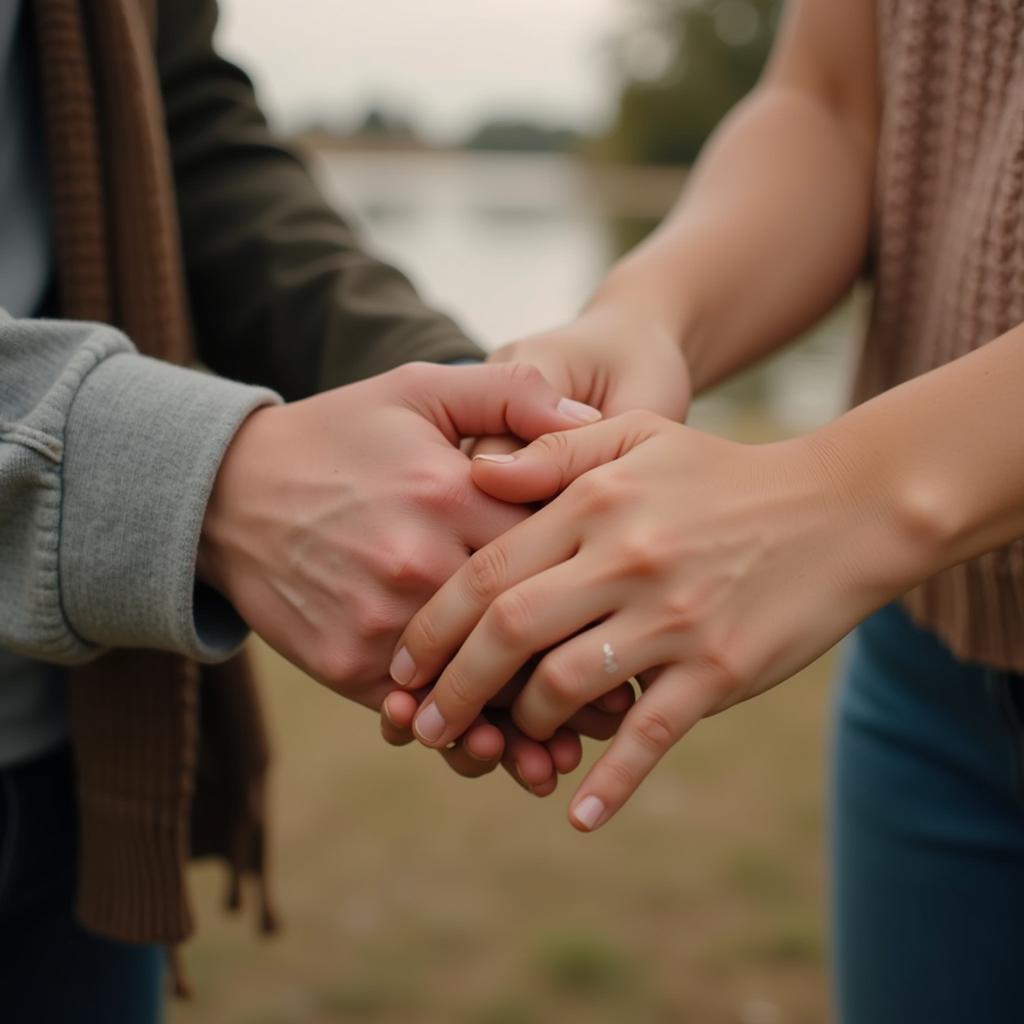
310, 147, 868, 439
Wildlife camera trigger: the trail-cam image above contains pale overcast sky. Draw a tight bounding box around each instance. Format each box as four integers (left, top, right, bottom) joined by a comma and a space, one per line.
216, 0, 628, 139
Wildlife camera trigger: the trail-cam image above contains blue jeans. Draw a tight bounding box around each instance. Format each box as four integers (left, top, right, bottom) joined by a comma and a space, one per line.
834, 604, 1024, 1022
0, 745, 165, 1023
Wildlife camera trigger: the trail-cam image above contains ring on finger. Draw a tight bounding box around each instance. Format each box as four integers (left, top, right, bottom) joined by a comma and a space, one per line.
602, 642, 620, 675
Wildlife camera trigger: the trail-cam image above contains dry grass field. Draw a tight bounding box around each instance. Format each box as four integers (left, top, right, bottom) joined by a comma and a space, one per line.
170, 631, 836, 1024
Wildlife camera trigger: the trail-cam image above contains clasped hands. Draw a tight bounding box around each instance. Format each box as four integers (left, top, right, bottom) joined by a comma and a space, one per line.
201, 304, 908, 831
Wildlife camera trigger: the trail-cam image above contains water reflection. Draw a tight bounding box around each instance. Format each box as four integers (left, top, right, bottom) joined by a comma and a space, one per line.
310, 148, 865, 439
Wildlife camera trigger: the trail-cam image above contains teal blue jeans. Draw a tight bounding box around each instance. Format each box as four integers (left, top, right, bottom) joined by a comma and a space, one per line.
834, 604, 1024, 1022
0, 745, 165, 1023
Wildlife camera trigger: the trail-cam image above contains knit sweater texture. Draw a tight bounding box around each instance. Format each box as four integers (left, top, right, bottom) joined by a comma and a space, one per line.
20, 0, 482, 962
857, 0, 1024, 670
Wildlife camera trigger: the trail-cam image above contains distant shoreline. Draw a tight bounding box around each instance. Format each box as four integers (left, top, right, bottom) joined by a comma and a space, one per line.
297, 137, 687, 221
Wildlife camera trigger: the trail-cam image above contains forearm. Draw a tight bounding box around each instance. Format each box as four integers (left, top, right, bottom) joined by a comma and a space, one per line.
586, 0, 879, 394
594, 85, 875, 393
816, 324, 1024, 589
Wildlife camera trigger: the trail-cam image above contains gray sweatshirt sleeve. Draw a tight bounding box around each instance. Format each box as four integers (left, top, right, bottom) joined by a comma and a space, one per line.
0, 311, 280, 665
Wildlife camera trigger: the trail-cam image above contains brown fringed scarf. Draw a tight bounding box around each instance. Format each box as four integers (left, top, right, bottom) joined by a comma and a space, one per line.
32, 0, 278, 988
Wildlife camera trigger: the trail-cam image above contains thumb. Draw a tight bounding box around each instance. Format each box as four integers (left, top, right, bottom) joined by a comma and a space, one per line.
398, 362, 601, 445
470, 412, 650, 504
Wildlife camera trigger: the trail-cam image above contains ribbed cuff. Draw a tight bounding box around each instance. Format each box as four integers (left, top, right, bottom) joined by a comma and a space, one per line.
60, 353, 280, 661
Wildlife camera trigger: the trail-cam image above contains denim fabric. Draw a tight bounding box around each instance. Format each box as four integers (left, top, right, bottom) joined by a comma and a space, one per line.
0, 746, 165, 1023
833, 603, 1024, 1023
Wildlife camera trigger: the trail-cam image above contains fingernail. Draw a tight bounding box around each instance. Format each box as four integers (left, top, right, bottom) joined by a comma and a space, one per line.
572, 795, 608, 831
557, 398, 602, 424
414, 703, 447, 744
389, 647, 416, 686
473, 452, 516, 464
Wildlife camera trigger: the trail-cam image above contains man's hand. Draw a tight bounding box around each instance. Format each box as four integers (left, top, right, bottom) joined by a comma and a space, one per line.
380, 672, 633, 796
196, 362, 601, 780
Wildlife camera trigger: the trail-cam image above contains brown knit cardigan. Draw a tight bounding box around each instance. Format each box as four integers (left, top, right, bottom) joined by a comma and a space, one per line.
34, 0, 277, 956
860, 0, 1024, 670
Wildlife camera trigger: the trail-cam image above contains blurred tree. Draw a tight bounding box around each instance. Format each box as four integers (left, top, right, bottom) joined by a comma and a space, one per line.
603, 0, 783, 165
462, 118, 580, 154
354, 104, 418, 143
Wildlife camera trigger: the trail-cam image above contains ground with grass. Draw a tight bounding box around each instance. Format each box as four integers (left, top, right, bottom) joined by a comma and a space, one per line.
170, 631, 835, 1024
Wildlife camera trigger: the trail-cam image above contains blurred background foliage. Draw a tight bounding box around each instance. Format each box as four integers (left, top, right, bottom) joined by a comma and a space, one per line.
297, 0, 785, 167
603, 0, 783, 164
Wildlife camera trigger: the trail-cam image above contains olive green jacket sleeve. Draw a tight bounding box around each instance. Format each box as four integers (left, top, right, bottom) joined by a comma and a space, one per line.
156, 0, 484, 401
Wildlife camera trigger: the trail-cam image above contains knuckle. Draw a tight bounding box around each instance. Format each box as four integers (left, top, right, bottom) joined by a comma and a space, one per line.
632, 708, 679, 755
533, 651, 582, 704
504, 361, 546, 389
408, 607, 440, 655
511, 706, 554, 743
614, 531, 662, 576
355, 603, 403, 642
464, 544, 509, 603
414, 467, 467, 513
381, 542, 442, 590
406, 463, 445, 501
487, 588, 533, 646
440, 663, 476, 713
534, 428, 571, 461
600, 463, 640, 502
661, 591, 701, 633
602, 756, 639, 794
623, 408, 660, 431
700, 644, 744, 699
315, 647, 364, 690
569, 469, 618, 514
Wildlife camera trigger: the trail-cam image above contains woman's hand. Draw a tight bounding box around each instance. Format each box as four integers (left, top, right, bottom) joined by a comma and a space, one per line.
462, 305, 694, 791
390, 411, 928, 831
481, 303, 692, 436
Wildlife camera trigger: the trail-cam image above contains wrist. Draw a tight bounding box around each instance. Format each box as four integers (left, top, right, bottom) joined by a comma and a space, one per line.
197, 404, 273, 599
586, 264, 707, 386
801, 415, 950, 601
586, 266, 691, 342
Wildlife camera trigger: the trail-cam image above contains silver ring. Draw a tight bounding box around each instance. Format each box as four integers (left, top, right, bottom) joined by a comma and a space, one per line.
602, 642, 620, 675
